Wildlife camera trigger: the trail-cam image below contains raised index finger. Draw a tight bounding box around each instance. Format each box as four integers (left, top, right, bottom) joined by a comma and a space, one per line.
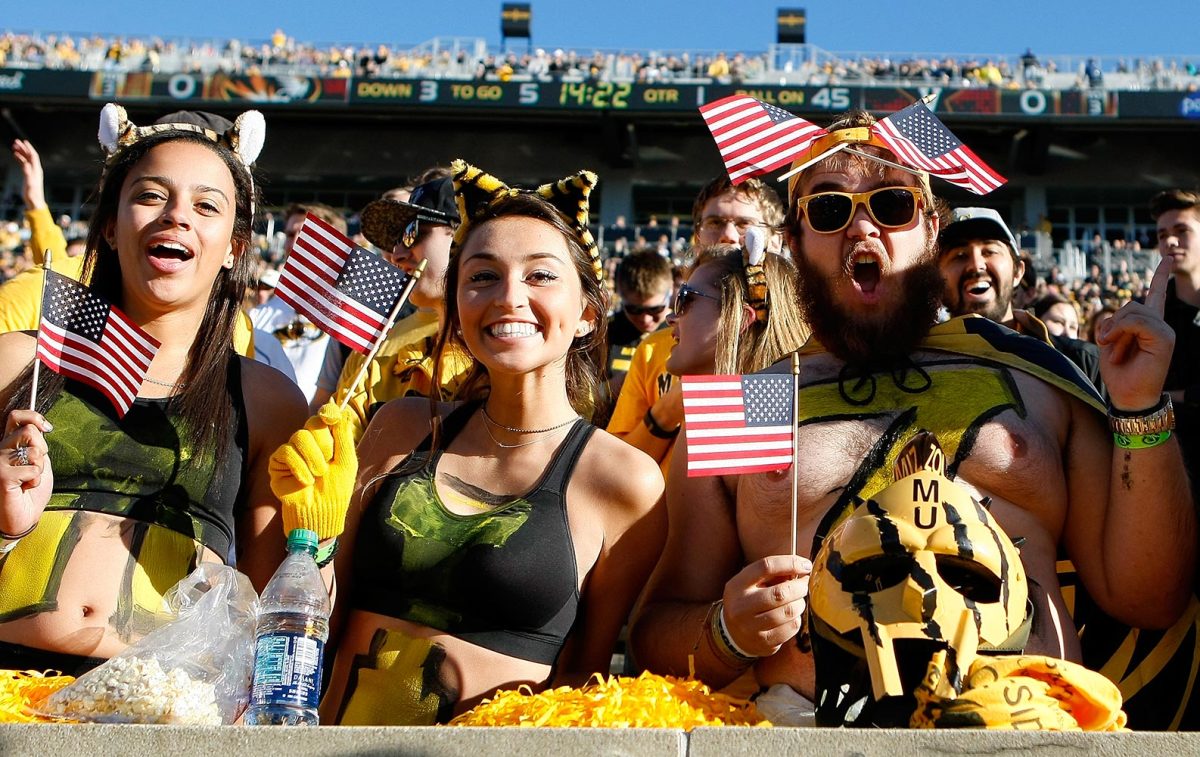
1145, 253, 1172, 318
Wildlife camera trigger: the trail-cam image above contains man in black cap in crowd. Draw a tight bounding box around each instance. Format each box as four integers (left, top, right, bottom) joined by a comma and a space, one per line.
327, 170, 473, 439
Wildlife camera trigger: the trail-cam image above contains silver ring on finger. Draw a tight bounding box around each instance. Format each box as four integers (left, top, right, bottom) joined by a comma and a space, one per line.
11, 446, 30, 467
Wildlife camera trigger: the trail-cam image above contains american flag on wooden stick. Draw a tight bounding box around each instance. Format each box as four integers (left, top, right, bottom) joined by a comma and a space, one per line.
683, 373, 795, 477
870, 100, 1006, 194
275, 213, 413, 353
36, 269, 160, 417
699, 95, 828, 184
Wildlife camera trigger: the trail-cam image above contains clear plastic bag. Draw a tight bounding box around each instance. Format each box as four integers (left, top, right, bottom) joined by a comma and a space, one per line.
38, 563, 259, 725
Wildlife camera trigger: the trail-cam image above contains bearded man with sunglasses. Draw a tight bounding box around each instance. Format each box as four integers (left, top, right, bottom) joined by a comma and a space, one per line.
632, 110, 1194, 727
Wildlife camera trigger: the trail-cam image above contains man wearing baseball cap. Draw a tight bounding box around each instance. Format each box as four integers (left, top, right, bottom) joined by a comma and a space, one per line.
330, 170, 472, 439
937, 207, 1027, 325
937, 207, 1104, 396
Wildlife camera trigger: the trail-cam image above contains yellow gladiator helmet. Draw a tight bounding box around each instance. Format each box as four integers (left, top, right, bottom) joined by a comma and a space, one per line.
808, 432, 1031, 727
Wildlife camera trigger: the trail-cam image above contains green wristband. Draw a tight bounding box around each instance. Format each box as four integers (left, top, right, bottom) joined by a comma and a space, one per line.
315, 537, 340, 568
1114, 431, 1172, 450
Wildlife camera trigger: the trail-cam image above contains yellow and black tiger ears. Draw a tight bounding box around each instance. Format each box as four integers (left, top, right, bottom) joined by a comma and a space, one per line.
450, 159, 603, 281
533, 170, 601, 281
451, 160, 511, 241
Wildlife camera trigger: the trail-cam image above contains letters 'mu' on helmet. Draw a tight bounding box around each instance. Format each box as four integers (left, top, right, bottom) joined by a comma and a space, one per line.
808, 432, 1031, 726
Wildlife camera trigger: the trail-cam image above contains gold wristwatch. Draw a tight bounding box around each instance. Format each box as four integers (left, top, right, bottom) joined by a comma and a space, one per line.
1108, 393, 1175, 436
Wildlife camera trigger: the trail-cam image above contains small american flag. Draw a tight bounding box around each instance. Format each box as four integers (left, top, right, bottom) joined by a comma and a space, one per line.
683, 373, 795, 477
870, 100, 1006, 195
700, 95, 828, 184
36, 270, 160, 418
275, 213, 412, 354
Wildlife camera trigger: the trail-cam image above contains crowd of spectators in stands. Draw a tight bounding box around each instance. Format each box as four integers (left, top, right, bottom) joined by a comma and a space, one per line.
3, 29, 1198, 90
0, 199, 1159, 359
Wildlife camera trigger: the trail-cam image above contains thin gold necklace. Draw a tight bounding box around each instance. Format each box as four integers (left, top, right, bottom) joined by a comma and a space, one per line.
481, 405, 577, 435
142, 375, 185, 388
481, 417, 573, 449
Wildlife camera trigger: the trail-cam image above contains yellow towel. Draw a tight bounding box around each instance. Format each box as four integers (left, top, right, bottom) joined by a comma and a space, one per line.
911, 650, 1126, 731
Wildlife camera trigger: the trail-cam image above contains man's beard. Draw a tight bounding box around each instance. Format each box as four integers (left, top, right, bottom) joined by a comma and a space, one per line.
794, 240, 943, 368
953, 272, 1014, 323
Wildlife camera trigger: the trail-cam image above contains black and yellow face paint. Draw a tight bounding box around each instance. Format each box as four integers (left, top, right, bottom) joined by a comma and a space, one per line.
803, 359, 1024, 559
335, 627, 458, 726
810, 433, 1028, 703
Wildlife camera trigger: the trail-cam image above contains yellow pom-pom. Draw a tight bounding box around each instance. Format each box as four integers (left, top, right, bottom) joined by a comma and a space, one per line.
447, 671, 771, 730
0, 669, 77, 723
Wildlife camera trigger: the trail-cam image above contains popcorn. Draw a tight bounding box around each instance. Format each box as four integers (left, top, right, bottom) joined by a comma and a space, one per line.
41, 655, 222, 725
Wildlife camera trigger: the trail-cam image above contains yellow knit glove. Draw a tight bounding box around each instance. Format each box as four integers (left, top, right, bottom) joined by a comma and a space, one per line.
269, 402, 358, 540
911, 651, 1126, 731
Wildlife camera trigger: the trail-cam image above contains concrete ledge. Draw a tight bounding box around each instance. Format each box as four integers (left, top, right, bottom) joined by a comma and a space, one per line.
4, 723, 1200, 756
689, 727, 1200, 756
0, 724, 685, 757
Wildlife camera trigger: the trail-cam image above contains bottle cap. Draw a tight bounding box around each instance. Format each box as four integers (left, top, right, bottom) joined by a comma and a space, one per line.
286, 528, 319, 555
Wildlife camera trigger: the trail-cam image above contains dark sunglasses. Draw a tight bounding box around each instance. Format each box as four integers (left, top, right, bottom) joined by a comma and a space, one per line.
402, 216, 449, 247
401, 217, 424, 248
672, 283, 721, 317
793, 186, 922, 234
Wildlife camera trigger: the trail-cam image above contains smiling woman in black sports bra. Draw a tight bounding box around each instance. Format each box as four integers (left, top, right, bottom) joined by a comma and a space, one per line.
275, 160, 666, 725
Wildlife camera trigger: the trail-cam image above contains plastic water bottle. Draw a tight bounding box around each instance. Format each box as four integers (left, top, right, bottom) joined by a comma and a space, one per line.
244, 528, 331, 725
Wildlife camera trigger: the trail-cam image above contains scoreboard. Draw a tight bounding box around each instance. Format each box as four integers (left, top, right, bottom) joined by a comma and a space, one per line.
3, 68, 1200, 121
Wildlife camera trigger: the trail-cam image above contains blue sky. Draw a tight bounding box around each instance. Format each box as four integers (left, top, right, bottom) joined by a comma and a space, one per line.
6, 1, 1199, 59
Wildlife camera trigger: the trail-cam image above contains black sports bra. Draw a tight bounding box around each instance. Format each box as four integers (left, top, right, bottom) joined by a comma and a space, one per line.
351, 402, 595, 665
43, 358, 250, 562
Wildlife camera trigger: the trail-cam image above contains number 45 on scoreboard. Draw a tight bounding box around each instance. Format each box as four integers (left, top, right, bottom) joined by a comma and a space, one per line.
811, 87, 850, 109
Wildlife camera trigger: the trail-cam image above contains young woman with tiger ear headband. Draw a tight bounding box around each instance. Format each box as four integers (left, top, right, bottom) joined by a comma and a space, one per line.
269, 160, 665, 725
0, 104, 308, 676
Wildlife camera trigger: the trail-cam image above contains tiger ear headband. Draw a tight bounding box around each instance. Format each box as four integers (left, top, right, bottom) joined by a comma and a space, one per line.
742, 225, 769, 323
97, 103, 265, 173
450, 159, 603, 281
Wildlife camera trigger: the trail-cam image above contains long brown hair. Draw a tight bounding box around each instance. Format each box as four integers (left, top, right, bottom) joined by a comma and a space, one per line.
6, 131, 257, 460
431, 192, 610, 420
692, 245, 810, 375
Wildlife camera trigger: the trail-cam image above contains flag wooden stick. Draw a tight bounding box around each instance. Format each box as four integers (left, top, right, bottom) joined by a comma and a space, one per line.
28, 249, 52, 411
789, 350, 800, 556
841, 147, 926, 178
776, 142, 849, 184
337, 258, 427, 411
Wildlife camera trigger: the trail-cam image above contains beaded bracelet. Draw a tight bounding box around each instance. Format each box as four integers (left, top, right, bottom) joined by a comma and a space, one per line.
1113, 431, 1172, 450
706, 599, 757, 668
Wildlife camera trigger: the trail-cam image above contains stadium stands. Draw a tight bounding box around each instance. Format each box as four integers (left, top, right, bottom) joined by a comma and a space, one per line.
2, 30, 1198, 90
